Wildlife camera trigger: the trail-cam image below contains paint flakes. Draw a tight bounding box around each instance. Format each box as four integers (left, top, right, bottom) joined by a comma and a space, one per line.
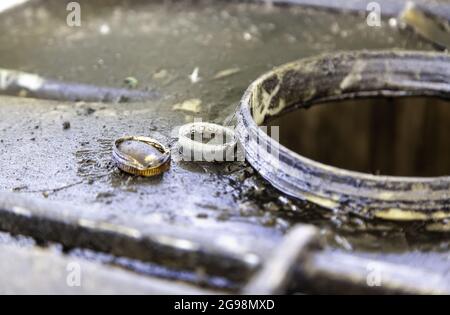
172, 98, 202, 113
213, 67, 241, 80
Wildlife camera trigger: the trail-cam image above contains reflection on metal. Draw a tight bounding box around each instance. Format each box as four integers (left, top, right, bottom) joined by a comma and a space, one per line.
301, 250, 450, 294
1, 191, 448, 294
243, 225, 319, 295
1, 0, 449, 295
237, 50, 450, 220
0, 192, 262, 284
0, 244, 219, 295
243, 225, 450, 295
0, 68, 158, 102
112, 136, 171, 177
267, 0, 450, 20
399, 1, 450, 50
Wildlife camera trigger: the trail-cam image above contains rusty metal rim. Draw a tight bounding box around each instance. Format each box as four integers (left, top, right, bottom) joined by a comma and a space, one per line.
237, 50, 450, 218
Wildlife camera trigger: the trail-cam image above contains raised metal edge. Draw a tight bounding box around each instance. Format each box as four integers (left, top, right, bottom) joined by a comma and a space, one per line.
236, 50, 450, 218
0, 243, 220, 295
0, 192, 268, 284
260, 0, 450, 21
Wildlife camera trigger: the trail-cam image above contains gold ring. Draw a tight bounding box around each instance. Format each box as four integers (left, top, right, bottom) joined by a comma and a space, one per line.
112, 136, 171, 177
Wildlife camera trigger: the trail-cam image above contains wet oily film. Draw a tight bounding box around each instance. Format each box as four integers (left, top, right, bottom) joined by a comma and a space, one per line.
0, 0, 449, 296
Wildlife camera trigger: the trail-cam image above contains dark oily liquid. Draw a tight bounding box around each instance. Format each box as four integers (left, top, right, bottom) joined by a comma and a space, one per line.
269, 97, 450, 177
0, 0, 446, 264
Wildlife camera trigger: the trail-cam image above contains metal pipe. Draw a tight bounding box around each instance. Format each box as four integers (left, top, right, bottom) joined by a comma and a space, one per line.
0, 69, 159, 103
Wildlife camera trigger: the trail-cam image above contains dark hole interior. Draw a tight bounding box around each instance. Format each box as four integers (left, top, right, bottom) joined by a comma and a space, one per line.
267, 97, 450, 177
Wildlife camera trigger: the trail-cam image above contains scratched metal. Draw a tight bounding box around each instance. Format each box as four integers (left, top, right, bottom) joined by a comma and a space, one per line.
0, 0, 449, 291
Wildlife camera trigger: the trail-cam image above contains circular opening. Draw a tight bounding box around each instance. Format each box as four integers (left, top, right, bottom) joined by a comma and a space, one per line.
268, 96, 450, 177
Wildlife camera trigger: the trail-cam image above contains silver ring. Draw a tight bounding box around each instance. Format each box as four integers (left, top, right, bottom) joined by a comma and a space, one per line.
178, 122, 237, 162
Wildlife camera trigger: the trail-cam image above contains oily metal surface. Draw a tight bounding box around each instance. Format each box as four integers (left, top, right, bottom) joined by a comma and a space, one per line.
237, 50, 450, 219
0, 243, 219, 294
0, 0, 449, 289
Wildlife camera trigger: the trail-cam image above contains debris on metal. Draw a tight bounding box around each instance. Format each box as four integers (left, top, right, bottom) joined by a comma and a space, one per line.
237, 50, 450, 219
399, 1, 450, 50
172, 98, 203, 113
